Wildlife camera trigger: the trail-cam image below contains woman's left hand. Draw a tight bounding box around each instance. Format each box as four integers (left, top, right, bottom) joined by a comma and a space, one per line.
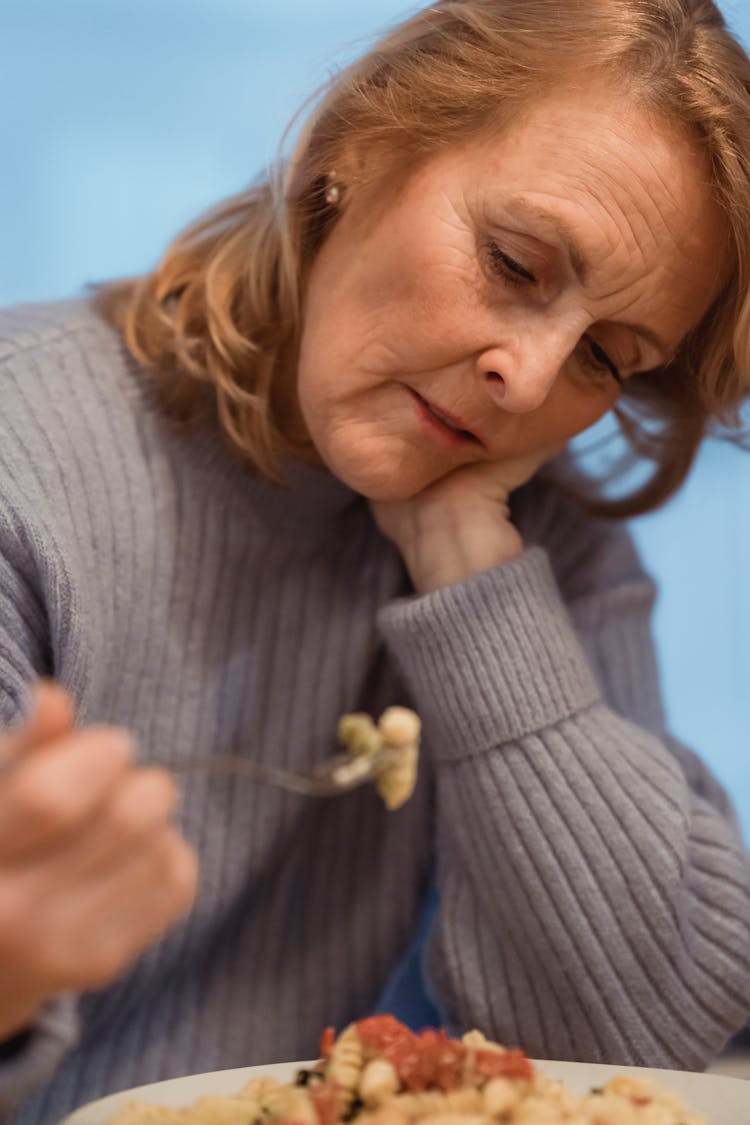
370, 446, 562, 595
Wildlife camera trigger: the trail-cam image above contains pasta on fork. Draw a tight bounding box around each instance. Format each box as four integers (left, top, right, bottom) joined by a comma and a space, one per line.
338, 708, 421, 811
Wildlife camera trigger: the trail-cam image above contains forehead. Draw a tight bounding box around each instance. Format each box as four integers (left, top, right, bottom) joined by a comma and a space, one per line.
443, 93, 718, 247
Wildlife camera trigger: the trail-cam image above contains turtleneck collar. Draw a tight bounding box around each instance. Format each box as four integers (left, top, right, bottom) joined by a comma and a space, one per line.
243, 454, 364, 544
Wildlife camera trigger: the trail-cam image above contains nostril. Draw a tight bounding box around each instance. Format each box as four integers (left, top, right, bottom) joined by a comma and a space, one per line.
486, 371, 505, 396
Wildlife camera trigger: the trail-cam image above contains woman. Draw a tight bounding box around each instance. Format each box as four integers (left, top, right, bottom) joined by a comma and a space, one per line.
1, 0, 750, 1121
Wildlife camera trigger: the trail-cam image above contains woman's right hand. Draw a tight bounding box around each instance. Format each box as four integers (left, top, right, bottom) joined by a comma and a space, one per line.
0, 681, 199, 1041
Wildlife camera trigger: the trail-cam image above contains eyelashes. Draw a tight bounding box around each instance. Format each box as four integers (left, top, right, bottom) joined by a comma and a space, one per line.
588, 339, 623, 386
483, 239, 623, 388
486, 242, 536, 285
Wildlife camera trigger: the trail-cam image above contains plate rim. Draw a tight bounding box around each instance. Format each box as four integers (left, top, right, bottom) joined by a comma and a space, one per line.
61, 1056, 750, 1125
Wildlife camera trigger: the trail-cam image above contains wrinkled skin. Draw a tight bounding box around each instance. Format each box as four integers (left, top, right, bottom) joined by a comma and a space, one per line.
297, 81, 730, 591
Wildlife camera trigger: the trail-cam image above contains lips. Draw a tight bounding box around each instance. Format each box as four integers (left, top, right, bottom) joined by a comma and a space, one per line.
409, 389, 483, 446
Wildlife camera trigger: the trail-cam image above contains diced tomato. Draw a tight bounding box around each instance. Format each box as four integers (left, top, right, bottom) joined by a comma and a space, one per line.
358, 1017, 429, 1090
356, 1015, 413, 1053
357, 1016, 414, 1075
357, 1019, 465, 1091
319, 1027, 336, 1060
308, 1080, 342, 1125
407, 1030, 465, 1091
355, 1016, 533, 1091
472, 1048, 534, 1082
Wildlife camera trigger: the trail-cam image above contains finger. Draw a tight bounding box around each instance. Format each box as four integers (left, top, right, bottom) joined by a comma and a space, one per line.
0, 727, 135, 860
0, 681, 76, 766
17, 680, 77, 752
82, 830, 199, 985
21, 768, 180, 881
33, 830, 199, 990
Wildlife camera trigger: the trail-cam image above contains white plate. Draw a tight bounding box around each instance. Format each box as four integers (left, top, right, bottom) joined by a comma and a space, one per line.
62, 1058, 749, 1125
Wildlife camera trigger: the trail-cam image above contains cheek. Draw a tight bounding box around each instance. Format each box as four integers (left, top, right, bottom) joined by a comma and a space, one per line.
296, 377, 347, 478
296, 305, 353, 420
569, 397, 613, 437
532, 381, 615, 447
295, 330, 344, 461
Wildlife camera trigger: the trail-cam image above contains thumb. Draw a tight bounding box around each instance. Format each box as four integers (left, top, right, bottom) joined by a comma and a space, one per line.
1, 680, 77, 766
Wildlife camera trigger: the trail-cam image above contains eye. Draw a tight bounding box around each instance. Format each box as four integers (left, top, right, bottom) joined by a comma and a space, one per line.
484, 240, 623, 390
582, 338, 623, 387
485, 240, 537, 286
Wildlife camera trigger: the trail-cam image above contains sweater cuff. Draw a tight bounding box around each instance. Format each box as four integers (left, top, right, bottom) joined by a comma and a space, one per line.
377, 546, 600, 762
0, 995, 79, 1115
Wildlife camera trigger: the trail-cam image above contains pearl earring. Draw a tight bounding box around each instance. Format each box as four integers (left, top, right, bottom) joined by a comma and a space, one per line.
325, 173, 342, 205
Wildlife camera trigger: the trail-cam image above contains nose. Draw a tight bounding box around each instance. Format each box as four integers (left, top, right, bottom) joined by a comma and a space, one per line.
478, 333, 573, 413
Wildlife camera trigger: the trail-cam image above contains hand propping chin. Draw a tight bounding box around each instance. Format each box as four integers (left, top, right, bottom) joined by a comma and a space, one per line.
369, 444, 563, 594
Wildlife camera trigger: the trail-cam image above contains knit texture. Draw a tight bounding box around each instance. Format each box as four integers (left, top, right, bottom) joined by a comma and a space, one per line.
0, 299, 748, 1124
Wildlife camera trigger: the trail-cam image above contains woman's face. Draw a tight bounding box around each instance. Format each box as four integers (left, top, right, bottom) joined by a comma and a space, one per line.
296, 86, 730, 501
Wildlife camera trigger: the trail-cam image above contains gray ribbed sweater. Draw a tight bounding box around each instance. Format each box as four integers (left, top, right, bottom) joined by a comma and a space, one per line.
0, 299, 749, 1125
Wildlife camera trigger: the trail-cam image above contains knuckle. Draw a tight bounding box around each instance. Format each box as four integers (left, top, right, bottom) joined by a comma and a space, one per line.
141, 768, 179, 814
108, 771, 177, 839
106, 797, 142, 840
83, 727, 137, 773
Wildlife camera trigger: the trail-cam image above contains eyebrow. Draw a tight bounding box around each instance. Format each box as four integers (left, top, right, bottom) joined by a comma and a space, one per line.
504, 197, 674, 364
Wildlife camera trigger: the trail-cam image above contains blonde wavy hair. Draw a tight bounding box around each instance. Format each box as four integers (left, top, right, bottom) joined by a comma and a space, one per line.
98, 0, 750, 517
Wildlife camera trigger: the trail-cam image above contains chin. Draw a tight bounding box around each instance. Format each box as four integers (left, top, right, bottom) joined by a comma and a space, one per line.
322, 438, 429, 502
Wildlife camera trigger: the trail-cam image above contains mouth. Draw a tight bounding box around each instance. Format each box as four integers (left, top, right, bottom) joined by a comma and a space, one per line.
408, 389, 484, 448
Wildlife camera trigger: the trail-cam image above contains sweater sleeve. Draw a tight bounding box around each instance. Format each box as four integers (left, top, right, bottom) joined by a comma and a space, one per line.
0, 499, 81, 1112
0, 999, 80, 1118
377, 543, 750, 1070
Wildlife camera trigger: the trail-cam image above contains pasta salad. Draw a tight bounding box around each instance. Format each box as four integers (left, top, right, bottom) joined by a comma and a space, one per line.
107, 1016, 705, 1125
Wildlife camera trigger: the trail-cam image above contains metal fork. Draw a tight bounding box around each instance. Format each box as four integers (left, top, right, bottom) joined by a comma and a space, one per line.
169, 746, 402, 797
0, 741, 400, 798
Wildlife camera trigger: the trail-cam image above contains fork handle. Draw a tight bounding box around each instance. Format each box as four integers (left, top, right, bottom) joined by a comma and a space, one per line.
170, 756, 327, 795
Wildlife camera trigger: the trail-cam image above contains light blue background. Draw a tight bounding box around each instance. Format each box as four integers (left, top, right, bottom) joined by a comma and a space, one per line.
2, 0, 749, 837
